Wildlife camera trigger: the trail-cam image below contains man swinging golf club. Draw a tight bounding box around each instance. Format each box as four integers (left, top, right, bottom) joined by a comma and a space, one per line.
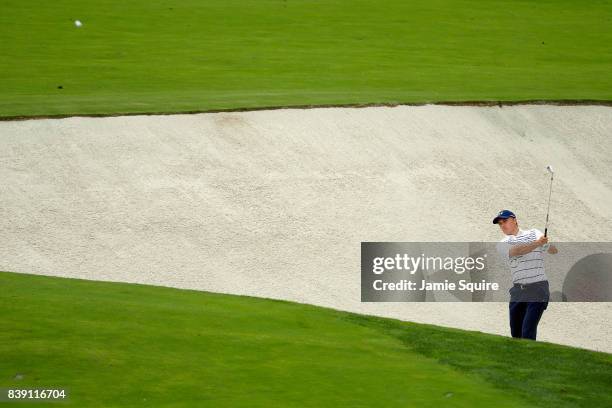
494, 166, 558, 340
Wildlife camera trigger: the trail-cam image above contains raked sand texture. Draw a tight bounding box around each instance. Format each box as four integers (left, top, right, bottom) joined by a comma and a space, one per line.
1, 105, 611, 352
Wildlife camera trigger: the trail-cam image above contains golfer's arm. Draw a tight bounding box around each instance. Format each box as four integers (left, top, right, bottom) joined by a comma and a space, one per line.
509, 242, 541, 257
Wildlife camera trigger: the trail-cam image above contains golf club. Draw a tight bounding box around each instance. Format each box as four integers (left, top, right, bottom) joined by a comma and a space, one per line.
544, 165, 554, 237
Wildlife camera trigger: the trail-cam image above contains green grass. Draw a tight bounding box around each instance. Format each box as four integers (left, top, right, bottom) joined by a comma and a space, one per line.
1, 271, 610, 407
1, 0, 612, 118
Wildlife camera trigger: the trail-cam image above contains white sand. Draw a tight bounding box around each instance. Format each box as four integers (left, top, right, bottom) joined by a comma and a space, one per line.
1, 105, 611, 352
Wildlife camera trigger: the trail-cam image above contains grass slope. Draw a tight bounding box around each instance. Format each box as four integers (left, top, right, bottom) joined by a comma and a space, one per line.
1, 272, 610, 407
1, 0, 612, 118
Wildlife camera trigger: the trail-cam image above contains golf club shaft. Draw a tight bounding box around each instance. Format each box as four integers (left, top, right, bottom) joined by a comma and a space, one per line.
544, 172, 554, 237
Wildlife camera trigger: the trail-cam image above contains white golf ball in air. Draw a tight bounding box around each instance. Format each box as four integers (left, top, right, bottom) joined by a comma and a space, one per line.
74, 20, 82, 27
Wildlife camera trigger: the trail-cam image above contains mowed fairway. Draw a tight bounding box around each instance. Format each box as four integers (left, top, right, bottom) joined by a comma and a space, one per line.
1, 271, 611, 407
1, 0, 612, 118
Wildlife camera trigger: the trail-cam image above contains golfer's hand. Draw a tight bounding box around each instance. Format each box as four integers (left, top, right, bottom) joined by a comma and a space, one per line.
547, 244, 558, 254
537, 236, 549, 247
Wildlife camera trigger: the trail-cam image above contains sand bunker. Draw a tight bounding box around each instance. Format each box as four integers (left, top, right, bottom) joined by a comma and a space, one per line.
1, 105, 611, 352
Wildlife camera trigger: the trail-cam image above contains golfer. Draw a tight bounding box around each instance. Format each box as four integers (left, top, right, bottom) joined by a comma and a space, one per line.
494, 210, 557, 341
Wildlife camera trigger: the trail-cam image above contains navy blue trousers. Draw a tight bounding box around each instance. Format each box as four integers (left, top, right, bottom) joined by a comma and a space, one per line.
509, 281, 550, 340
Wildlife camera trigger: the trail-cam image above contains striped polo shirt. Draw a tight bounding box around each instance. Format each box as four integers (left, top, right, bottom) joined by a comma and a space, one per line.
496, 228, 548, 285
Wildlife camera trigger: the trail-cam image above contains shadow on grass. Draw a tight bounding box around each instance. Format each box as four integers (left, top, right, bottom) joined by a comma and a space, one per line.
344, 313, 612, 408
